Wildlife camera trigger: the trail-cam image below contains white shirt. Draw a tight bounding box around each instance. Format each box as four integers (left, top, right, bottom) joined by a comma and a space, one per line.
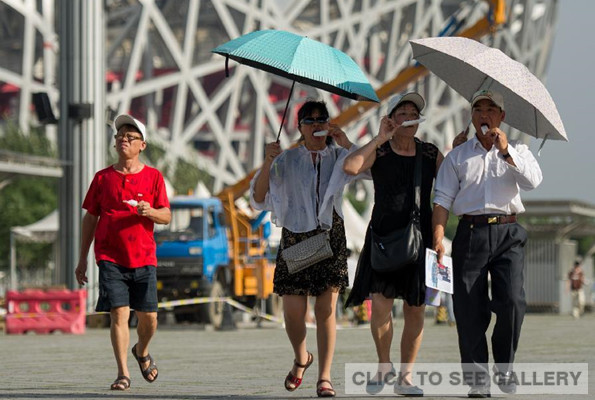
250, 144, 358, 232
434, 136, 542, 216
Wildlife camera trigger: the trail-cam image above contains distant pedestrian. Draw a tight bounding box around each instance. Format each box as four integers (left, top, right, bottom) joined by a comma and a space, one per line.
75, 114, 171, 391
568, 261, 585, 319
436, 292, 455, 327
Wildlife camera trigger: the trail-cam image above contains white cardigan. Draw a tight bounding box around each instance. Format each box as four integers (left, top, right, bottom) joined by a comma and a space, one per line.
250, 144, 363, 233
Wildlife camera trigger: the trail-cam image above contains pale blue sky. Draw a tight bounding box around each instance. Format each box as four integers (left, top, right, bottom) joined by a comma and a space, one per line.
524, 1, 593, 203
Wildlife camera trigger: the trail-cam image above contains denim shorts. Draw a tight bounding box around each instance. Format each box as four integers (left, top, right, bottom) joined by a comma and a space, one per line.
95, 260, 158, 312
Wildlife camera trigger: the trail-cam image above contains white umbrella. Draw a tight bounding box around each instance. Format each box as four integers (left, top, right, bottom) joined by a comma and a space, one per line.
410, 36, 568, 142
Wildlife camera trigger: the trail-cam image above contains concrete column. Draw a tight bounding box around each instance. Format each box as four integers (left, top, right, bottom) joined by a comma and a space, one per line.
57, 0, 105, 310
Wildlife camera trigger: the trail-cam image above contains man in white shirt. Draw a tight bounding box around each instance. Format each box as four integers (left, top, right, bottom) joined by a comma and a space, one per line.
432, 89, 543, 398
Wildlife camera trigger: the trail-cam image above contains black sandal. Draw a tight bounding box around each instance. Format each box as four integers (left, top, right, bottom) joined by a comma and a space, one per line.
317, 379, 336, 397
110, 375, 130, 391
132, 343, 159, 383
284, 351, 314, 391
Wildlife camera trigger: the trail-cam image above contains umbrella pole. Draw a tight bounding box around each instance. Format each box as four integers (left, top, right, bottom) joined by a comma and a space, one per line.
276, 80, 296, 142
537, 134, 549, 156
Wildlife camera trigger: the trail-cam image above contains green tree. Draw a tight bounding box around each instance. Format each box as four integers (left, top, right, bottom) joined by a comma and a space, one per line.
0, 123, 58, 273
141, 140, 213, 195
577, 236, 595, 258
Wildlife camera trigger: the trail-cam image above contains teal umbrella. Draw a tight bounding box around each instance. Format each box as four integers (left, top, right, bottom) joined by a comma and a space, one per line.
212, 29, 379, 140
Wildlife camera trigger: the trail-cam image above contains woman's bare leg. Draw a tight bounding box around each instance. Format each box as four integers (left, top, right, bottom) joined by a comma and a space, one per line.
400, 301, 425, 385
314, 288, 339, 385
370, 293, 395, 379
283, 294, 310, 389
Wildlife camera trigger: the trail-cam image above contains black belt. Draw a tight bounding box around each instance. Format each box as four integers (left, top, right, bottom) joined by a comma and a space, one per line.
461, 214, 517, 225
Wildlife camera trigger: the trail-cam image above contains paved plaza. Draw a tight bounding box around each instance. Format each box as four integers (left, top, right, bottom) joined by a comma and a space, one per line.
0, 313, 593, 399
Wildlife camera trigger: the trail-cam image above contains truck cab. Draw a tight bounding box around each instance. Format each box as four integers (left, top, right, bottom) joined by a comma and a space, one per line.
155, 196, 229, 322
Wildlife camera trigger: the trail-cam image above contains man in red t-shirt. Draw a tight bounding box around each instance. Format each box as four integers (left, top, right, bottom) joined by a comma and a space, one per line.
75, 114, 171, 391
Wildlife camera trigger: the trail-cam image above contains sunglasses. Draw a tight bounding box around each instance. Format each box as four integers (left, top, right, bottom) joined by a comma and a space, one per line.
300, 116, 330, 125
114, 133, 143, 142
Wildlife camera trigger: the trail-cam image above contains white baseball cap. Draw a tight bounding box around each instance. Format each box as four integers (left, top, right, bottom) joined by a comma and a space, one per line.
114, 114, 147, 141
387, 92, 425, 115
471, 89, 504, 110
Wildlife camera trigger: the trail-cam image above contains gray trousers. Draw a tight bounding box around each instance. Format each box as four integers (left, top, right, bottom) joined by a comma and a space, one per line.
451, 219, 528, 385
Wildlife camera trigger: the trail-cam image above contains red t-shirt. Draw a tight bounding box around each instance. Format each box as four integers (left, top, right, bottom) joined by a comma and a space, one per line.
569, 269, 584, 291
82, 165, 170, 268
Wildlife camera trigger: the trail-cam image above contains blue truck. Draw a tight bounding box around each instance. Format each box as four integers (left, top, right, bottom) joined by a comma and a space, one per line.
154, 196, 277, 328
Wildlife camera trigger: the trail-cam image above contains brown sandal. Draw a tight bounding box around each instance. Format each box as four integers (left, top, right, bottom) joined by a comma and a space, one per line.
317, 379, 336, 397
284, 351, 314, 391
132, 343, 159, 383
110, 375, 130, 391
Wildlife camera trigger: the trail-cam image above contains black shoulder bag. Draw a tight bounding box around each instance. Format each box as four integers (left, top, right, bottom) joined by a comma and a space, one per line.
370, 141, 423, 273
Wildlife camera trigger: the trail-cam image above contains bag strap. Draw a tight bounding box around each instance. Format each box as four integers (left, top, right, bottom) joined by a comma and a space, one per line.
412, 141, 422, 218
314, 152, 330, 232
315, 153, 322, 229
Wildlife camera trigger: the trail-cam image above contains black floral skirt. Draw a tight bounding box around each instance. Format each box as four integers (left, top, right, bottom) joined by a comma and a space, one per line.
274, 211, 349, 296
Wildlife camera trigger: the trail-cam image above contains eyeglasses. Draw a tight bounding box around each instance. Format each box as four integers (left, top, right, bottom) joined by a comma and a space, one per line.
394, 111, 420, 119
114, 133, 143, 142
300, 116, 330, 125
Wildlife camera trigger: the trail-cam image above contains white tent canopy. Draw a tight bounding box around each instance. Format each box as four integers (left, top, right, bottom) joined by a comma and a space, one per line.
342, 199, 367, 252
9, 210, 59, 290
11, 209, 58, 242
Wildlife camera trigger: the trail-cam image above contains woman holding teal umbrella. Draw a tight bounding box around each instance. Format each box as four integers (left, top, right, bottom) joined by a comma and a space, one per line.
251, 100, 355, 397
216, 29, 378, 397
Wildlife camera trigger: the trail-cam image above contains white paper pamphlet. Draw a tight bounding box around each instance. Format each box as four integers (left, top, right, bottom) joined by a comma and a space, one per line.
425, 248, 453, 294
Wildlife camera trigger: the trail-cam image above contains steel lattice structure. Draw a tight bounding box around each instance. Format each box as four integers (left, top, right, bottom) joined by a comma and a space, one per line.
0, 0, 561, 295
1, 0, 559, 193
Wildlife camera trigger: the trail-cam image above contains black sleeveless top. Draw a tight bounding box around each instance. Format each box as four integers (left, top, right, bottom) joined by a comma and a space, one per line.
371, 138, 438, 246
346, 137, 439, 307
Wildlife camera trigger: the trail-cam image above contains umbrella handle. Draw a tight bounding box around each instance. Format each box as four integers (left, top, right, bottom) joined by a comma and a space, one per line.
537, 134, 549, 156
276, 80, 296, 142
460, 118, 472, 138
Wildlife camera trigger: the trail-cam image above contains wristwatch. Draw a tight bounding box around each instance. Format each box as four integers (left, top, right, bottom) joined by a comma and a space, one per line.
501, 152, 512, 160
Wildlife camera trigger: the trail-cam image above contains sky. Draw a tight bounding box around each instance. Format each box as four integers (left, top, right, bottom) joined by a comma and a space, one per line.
523, 1, 593, 203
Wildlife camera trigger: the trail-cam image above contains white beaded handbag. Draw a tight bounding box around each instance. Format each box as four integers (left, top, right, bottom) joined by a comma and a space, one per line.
282, 231, 333, 274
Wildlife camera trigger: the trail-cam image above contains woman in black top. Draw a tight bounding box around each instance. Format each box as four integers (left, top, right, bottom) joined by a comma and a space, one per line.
343, 92, 443, 395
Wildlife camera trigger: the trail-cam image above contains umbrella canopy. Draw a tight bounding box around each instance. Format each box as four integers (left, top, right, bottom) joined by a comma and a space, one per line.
410, 37, 567, 141
213, 30, 379, 103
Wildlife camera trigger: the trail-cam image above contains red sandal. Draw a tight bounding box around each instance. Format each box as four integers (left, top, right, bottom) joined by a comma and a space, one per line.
284, 351, 314, 391
317, 379, 336, 397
